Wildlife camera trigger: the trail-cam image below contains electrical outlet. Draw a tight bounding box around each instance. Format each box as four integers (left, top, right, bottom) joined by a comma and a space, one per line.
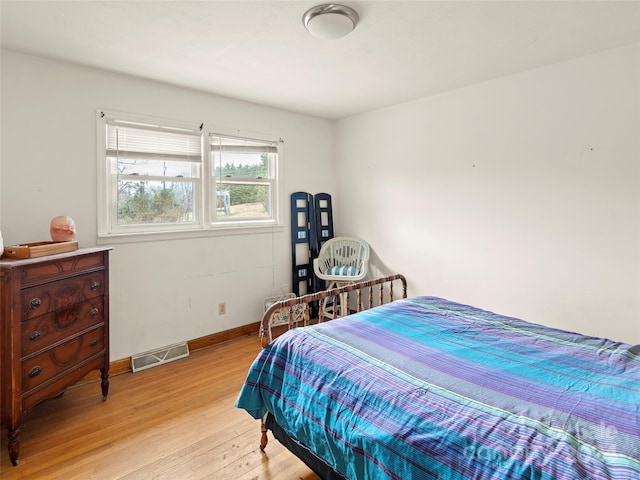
218, 302, 226, 315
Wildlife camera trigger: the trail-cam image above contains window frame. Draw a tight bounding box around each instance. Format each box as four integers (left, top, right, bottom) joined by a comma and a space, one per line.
209, 133, 278, 225
97, 109, 282, 243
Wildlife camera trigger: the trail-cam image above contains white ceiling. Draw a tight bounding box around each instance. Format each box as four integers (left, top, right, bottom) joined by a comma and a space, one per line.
1, 1, 639, 120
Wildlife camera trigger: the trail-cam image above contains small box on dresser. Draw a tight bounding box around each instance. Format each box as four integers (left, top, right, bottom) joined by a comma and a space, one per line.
0, 247, 111, 466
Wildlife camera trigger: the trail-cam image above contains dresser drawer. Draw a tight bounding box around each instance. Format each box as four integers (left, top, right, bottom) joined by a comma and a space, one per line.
18, 251, 106, 287
21, 297, 104, 358
21, 271, 105, 320
21, 326, 105, 392
21, 356, 106, 413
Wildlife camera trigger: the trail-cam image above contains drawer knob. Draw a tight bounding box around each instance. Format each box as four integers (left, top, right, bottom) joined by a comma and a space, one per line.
29, 330, 41, 341
29, 366, 42, 378
90, 308, 99, 318
29, 298, 42, 309
90, 281, 101, 291
90, 337, 100, 347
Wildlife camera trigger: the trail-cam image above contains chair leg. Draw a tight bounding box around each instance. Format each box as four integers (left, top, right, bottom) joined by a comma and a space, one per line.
321, 281, 338, 321
319, 280, 356, 320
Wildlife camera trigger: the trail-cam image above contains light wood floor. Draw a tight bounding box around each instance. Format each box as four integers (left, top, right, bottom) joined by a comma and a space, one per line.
0, 333, 320, 480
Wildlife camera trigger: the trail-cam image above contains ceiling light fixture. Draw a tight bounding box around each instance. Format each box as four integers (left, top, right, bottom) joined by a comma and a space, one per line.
303, 4, 359, 40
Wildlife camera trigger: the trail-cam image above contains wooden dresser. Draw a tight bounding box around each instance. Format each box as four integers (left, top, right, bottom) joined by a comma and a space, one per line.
0, 247, 110, 466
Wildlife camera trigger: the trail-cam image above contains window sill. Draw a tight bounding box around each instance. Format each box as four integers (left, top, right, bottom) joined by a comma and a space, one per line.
97, 223, 284, 245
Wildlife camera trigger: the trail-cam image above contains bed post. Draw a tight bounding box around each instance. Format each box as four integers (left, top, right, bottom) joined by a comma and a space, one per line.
260, 416, 268, 451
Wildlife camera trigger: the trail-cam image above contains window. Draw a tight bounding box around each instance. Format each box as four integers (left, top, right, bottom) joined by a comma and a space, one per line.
97, 110, 280, 239
210, 135, 277, 221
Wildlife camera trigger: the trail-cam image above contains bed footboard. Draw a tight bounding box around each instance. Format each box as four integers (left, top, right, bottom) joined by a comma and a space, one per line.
260, 274, 407, 348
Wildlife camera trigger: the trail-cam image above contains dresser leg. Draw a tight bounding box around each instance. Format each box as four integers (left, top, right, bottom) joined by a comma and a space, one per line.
7, 427, 20, 466
101, 368, 109, 401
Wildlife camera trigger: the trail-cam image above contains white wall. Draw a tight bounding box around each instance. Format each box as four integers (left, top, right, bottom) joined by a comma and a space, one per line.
336, 43, 640, 345
0, 50, 335, 360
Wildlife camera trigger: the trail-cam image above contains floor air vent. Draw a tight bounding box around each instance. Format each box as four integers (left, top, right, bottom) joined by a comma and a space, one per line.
131, 342, 189, 373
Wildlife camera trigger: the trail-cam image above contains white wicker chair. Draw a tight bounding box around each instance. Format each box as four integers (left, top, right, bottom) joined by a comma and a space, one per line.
313, 236, 370, 318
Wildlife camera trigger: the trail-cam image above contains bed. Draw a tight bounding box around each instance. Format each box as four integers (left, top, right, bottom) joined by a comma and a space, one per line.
236, 275, 640, 479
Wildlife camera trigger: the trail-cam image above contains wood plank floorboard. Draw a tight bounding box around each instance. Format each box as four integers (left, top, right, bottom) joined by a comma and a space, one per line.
1, 333, 320, 480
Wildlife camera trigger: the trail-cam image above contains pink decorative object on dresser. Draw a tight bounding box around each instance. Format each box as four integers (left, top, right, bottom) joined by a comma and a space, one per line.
49, 216, 77, 242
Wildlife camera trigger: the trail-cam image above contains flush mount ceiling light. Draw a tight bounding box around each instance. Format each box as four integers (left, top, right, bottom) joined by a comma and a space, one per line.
303, 4, 359, 40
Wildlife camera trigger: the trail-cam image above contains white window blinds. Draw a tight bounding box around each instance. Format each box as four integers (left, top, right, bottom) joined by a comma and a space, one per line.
210, 135, 277, 154
106, 121, 202, 162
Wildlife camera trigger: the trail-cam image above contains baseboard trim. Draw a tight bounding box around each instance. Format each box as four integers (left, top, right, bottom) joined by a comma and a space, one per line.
187, 321, 260, 352
80, 321, 261, 383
